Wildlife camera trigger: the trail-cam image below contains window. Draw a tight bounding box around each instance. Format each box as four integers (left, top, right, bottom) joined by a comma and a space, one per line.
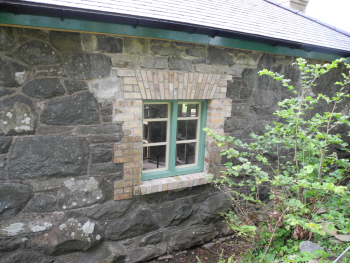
142, 101, 207, 180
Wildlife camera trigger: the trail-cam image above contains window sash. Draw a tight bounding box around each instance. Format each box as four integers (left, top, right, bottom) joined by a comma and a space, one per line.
142, 100, 207, 180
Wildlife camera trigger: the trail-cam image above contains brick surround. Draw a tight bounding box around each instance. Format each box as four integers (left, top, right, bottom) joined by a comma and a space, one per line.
114, 69, 232, 200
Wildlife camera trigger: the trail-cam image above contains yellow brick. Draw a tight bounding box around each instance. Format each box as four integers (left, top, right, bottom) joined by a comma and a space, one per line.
114, 193, 132, 201
124, 136, 142, 142
124, 121, 142, 129
124, 149, 142, 156
124, 85, 133, 92
125, 107, 142, 115
114, 150, 124, 157
114, 156, 133, 163
114, 143, 133, 150
124, 173, 141, 180
134, 128, 142, 135
124, 77, 138, 85
132, 100, 143, 107
124, 187, 133, 194
124, 162, 142, 168
133, 179, 142, 186
124, 93, 142, 99
114, 180, 133, 188
133, 155, 142, 161
114, 188, 124, 195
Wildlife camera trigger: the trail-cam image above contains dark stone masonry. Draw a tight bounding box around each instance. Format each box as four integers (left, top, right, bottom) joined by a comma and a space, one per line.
0, 26, 349, 262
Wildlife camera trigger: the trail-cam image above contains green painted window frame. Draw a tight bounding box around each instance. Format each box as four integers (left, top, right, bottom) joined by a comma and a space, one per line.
142, 100, 207, 180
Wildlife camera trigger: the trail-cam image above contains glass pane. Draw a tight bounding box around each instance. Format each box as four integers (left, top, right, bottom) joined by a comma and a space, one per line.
176, 143, 196, 166
177, 103, 199, 117
143, 145, 166, 170
144, 104, 168, 119
177, 120, 197, 141
143, 121, 167, 143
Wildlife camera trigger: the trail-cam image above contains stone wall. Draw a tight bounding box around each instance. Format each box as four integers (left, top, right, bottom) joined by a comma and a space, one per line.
0, 25, 348, 262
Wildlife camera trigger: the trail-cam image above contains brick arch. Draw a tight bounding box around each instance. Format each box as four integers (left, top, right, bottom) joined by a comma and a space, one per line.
113, 69, 232, 200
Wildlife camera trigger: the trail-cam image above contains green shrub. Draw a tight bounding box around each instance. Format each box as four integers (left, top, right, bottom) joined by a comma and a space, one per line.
205, 58, 350, 262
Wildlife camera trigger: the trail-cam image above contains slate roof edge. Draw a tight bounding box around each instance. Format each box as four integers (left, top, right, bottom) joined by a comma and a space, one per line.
263, 0, 350, 38
1, 0, 350, 56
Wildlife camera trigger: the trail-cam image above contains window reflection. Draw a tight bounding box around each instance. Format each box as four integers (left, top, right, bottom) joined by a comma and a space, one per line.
176, 143, 196, 166
144, 104, 168, 119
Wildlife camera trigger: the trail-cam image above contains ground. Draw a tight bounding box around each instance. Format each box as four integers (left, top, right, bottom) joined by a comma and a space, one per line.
145, 235, 256, 263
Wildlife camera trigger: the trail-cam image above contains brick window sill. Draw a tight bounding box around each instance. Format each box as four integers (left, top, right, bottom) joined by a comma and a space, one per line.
133, 173, 212, 196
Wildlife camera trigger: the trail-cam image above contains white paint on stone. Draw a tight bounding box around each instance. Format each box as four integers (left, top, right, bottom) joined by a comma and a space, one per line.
21, 117, 31, 124
96, 234, 101, 240
82, 221, 95, 235
6, 112, 12, 118
72, 202, 77, 206
15, 125, 31, 131
15, 71, 26, 85
59, 224, 67, 231
3, 223, 24, 236
88, 77, 121, 102
31, 225, 46, 232
71, 232, 75, 238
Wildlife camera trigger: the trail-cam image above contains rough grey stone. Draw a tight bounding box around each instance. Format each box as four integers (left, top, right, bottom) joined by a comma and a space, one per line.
85, 199, 133, 220
0, 236, 30, 252
0, 27, 14, 51
0, 88, 15, 97
127, 244, 167, 263
92, 149, 113, 163
334, 234, 350, 242
138, 231, 164, 246
196, 193, 231, 223
90, 163, 123, 175
0, 58, 27, 87
0, 137, 12, 153
63, 53, 111, 79
226, 81, 240, 99
240, 85, 253, 99
169, 225, 218, 251
0, 250, 51, 263
208, 46, 233, 65
78, 124, 122, 135
150, 40, 185, 56
23, 78, 65, 99
125, 37, 149, 54
224, 117, 246, 133
50, 31, 82, 51
111, 53, 139, 68
97, 37, 123, 53
0, 212, 64, 236
14, 41, 61, 65
299, 241, 324, 255
249, 90, 280, 115
168, 56, 192, 71
41, 91, 100, 125
141, 56, 168, 69
28, 179, 62, 192
16, 28, 49, 41
0, 170, 6, 180
34, 66, 64, 77
75, 242, 126, 263
0, 155, 7, 169
64, 80, 88, 94
33, 218, 103, 255
89, 134, 123, 143
9, 136, 89, 179
106, 209, 160, 240
194, 64, 228, 74
186, 45, 206, 59
37, 125, 75, 135
59, 177, 111, 209
231, 104, 249, 117
159, 198, 193, 227
242, 122, 271, 138
257, 53, 274, 70
81, 34, 97, 52
24, 193, 56, 213
0, 183, 33, 220
0, 95, 37, 135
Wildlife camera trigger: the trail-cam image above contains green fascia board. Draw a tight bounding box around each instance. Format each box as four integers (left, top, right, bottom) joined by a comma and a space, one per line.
0, 11, 348, 62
